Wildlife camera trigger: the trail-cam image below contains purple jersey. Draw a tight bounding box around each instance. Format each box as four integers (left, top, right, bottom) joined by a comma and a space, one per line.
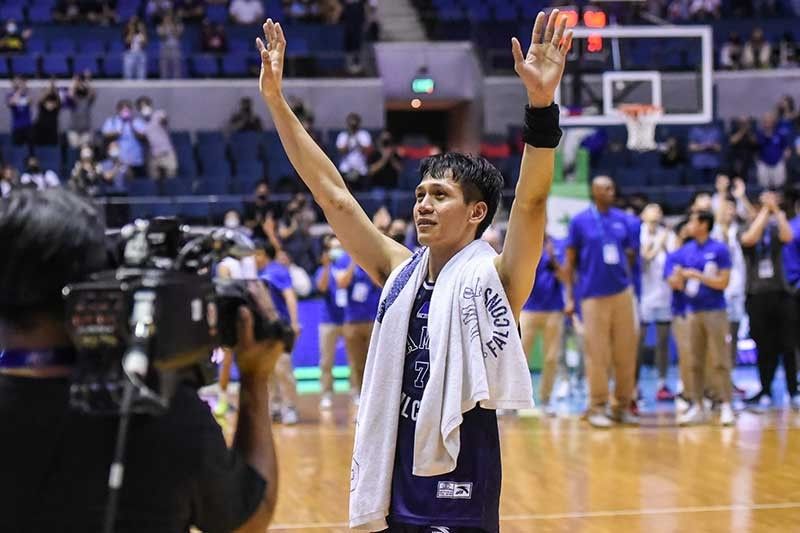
389, 281, 501, 532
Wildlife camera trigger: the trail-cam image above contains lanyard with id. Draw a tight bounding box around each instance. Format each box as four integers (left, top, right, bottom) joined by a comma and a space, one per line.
755, 226, 775, 279
592, 206, 621, 266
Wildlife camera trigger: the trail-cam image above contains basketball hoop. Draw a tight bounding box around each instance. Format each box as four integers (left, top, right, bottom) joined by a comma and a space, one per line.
616, 104, 661, 152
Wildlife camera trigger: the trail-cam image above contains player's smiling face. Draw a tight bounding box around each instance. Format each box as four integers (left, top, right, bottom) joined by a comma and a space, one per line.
414, 173, 483, 250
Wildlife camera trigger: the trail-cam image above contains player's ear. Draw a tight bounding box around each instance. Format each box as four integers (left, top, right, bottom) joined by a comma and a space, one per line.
470, 201, 488, 224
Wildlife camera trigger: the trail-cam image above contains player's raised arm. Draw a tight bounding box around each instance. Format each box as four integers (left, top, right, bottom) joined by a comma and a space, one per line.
495, 10, 572, 315
255, 19, 411, 285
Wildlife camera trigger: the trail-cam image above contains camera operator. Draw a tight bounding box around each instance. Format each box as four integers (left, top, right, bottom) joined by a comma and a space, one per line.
0, 189, 280, 532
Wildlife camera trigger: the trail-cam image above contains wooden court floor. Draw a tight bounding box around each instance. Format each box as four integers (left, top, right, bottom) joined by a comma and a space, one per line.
222, 395, 800, 533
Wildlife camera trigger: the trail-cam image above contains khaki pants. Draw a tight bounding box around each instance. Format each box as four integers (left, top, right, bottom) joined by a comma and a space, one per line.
319, 323, 344, 395
671, 314, 693, 394
148, 150, 178, 179
344, 321, 372, 395
687, 310, 731, 404
269, 352, 298, 410
582, 288, 637, 411
520, 310, 565, 404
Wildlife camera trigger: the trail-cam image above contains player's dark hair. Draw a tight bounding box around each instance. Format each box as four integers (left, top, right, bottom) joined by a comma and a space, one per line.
419, 153, 503, 239
693, 209, 715, 233
0, 189, 107, 329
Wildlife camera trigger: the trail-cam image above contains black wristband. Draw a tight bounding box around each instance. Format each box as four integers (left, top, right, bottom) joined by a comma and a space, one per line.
522, 103, 562, 149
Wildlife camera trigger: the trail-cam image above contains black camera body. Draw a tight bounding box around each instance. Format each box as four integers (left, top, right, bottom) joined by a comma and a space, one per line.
63, 218, 295, 416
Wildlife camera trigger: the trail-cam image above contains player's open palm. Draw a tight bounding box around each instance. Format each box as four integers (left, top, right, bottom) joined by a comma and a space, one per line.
512, 9, 573, 107
256, 18, 285, 99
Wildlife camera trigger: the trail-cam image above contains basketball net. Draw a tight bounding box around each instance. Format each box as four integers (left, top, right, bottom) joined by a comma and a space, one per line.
617, 104, 662, 152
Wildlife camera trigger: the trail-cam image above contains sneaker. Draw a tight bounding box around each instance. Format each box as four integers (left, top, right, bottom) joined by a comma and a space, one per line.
587, 411, 614, 428
629, 399, 640, 417
282, 407, 299, 426
703, 396, 714, 412
610, 408, 640, 425
677, 404, 707, 426
719, 402, 735, 426
555, 380, 569, 399
732, 383, 747, 397
543, 404, 557, 418
791, 395, 800, 411
319, 392, 333, 410
746, 394, 772, 413
675, 394, 690, 415
271, 405, 282, 423
656, 385, 675, 402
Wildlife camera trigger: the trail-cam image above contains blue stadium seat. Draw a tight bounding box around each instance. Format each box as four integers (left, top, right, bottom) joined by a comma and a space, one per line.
0, 58, 7, 79
10, 55, 38, 77
108, 40, 126, 53
632, 150, 661, 169
0, 5, 24, 21
6, 146, 29, 170
116, 0, 141, 22
265, 149, 294, 186
41, 54, 70, 77
493, 5, 517, 22
169, 131, 196, 178
286, 37, 309, 57
161, 178, 193, 196
231, 176, 262, 194
615, 168, 647, 189
79, 38, 107, 54
205, 4, 228, 23
103, 54, 123, 77
34, 146, 61, 172
128, 179, 159, 197
147, 54, 160, 78
233, 161, 265, 183
28, 5, 54, 23
72, 54, 100, 77
197, 130, 225, 149
648, 167, 684, 187
389, 191, 414, 220
210, 200, 244, 218
196, 177, 231, 195
191, 54, 219, 78
25, 36, 46, 54
49, 37, 76, 55
230, 131, 263, 162
662, 188, 694, 213
221, 54, 248, 77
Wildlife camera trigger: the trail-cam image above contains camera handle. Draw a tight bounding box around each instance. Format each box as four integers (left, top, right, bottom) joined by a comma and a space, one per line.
103, 291, 156, 533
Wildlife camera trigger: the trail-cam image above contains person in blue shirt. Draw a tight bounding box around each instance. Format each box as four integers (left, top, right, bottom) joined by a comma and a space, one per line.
255, 239, 301, 425
335, 251, 382, 404
755, 111, 790, 189
101, 99, 147, 177
6, 76, 33, 146
314, 235, 348, 410
565, 175, 639, 428
668, 210, 735, 426
520, 233, 567, 416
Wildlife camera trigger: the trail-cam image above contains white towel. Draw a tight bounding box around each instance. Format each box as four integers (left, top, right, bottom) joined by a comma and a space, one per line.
349, 240, 533, 531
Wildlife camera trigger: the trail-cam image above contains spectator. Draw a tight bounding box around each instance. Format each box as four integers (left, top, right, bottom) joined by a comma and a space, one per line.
0, 165, 19, 198
102, 99, 148, 176
123, 16, 148, 80
244, 180, 284, 239
65, 73, 96, 149
284, 0, 321, 21
6, 76, 33, 146
687, 122, 722, 176
719, 32, 743, 70
342, 0, 367, 73
776, 95, 798, 136
666, 0, 689, 21
68, 145, 104, 197
34, 80, 62, 147
778, 32, 798, 68
320, 0, 343, 23
0, 19, 32, 53
53, 0, 82, 24
364, 0, 379, 41
712, 174, 754, 221
688, 0, 720, 20
742, 28, 772, 69
228, 97, 262, 132
279, 194, 320, 275
336, 112, 372, 190
367, 130, 402, 189
387, 218, 408, 245
136, 96, 178, 180
753, 0, 777, 16
200, 19, 228, 53
157, 10, 184, 78
146, 0, 174, 23
659, 136, 687, 168
99, 140, 132, 194
20, 156, 60, 190
175, 0, 206, 22
230, 0, 264, 25
728, 116, 759, 181
755, 111, 790, 189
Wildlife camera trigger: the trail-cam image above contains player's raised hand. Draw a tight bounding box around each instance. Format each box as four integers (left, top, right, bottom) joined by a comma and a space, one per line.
511, 9, 573, 108
255, 18, 286, 100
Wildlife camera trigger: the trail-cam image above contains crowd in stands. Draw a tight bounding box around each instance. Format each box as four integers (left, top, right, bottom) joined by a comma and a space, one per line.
0, 0, 376, 78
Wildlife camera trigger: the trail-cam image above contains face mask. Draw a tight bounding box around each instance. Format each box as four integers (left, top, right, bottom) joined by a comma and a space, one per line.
140, 106, 152, 118
108, 147, 120, 158
257, 193, 268, 201
119, 109, 132, 120
28, 164, 40, 173
6, 23, 17, 34
329, 247, 345, 261
80, 148, 93, 159
224, 216, 240, 229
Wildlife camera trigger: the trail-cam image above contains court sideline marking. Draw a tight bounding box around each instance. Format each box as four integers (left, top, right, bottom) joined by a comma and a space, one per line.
268, 501, 800, 530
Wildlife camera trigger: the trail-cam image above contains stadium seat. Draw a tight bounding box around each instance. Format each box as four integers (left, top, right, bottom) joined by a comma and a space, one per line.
191, 54, 219, 78
6, 146, 29, 170
79, 39, 107, 54
0, 58, 7, 79
161, 178, 193, 196
205, 4, 228, 23
0, 5, 24, 21
128, 179, 159, 197
103, 54, 123, 77
648, 167, 684, 187
388, 191, 414, 220
221, 54, 248, 77
170, 131, 197, 178
615, 168, 647, 190
27, 5, 54, 24
10, 55, 38, 77
196, 177, 232, 195
34, 146, 61, 173
230, 131, 263, 162
49, 37, 77, 55
25, 36, 47, 54
72, 54, 100, 77
41, 54, 70, 77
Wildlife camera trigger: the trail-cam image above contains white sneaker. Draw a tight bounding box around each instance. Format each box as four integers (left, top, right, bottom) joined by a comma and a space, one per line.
555, 380, 570, 399
720, 402, 735, 426
703, 397, 714, 412
759, 395, 773, 410
319, 392, 333, 410
675, 395, 690, 415
282, 407, 299, 425
677, 404, 706, 426
791, 395, 800, 411
587, 412, 613, 428
543, 404, 557, 418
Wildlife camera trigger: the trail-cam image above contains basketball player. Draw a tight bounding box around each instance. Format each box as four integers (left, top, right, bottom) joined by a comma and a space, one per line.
255, 10, 571, 531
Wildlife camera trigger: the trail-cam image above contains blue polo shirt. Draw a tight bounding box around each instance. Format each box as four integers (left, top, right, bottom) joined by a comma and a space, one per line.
567, 206, 633, 300
259, 261, 292, 322
674, 238, 731, 312
314, 265, 345, 325
6, 90, 32, 130
344, 263, 382, 324
523, 236, 565, 312
783, 215, 800, 289
663, 247, 687, 317
757, 129, 789, 166
688, 125, 722, 169
101, 114, 147, 167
